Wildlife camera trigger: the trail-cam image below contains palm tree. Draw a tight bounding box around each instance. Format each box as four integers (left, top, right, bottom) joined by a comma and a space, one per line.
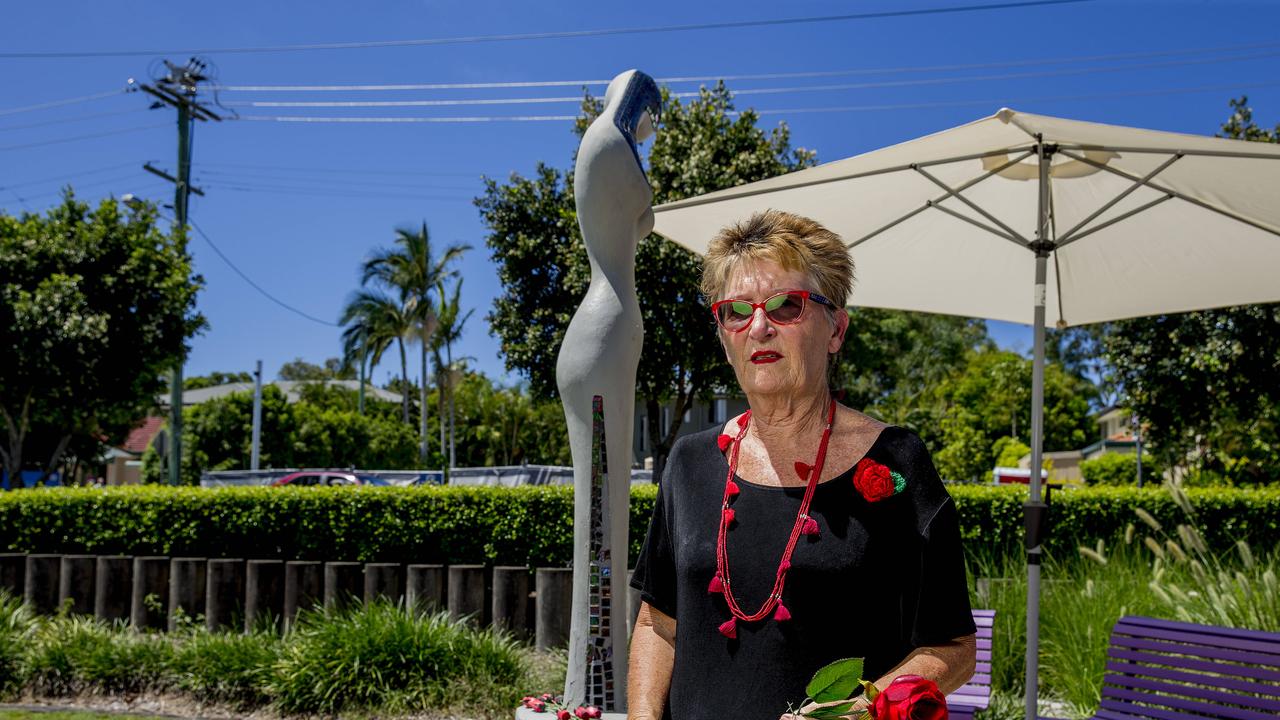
339, 289, 412, 424
361, 223, 471, 463
430, 278, 474, 468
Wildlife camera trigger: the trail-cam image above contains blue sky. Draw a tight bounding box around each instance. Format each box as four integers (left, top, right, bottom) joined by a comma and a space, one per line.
2, 0, 1277, 389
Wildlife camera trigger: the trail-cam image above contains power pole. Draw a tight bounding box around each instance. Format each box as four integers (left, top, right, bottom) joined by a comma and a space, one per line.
139, 58, 221, 485
251, 360, 264, 471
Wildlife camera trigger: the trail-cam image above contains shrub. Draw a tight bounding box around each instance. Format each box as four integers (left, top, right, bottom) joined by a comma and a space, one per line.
0, 591, 35, 698
173, 629, 279, 707
1080, 452, 1160, 485
270, 601, 527, 715
0, 484, 1274, 566
24, 616, 175, 696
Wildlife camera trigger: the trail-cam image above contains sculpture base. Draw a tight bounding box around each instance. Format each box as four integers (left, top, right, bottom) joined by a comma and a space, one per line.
515, 708, 626, 720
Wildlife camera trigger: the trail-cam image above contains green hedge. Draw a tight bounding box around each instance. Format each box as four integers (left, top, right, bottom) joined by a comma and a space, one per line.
0, 485, 1275, 566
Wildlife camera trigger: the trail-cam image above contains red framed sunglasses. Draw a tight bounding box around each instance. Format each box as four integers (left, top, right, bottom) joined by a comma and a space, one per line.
711, 290, 837, 332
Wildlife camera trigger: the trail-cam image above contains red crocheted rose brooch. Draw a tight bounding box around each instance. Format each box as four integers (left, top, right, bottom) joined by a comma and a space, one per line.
852, 457, 906, 502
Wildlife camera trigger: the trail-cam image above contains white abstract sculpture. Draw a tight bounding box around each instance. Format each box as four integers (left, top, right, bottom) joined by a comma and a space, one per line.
556, 69, 661, 712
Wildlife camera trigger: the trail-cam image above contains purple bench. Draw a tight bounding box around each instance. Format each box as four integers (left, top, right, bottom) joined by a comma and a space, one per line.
1052, 615, 1280, 720
947, 609, 994, 720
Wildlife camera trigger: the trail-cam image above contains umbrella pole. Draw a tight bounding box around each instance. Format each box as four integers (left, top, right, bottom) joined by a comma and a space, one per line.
1025, 139, 1052, 720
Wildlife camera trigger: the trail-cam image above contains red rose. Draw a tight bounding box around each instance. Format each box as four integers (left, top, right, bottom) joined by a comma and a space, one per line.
869, 675, 948, 720
557, 710, 571, 720
853, 458, 895, 502
530, 700, 546, 713
575, 706, 602, 719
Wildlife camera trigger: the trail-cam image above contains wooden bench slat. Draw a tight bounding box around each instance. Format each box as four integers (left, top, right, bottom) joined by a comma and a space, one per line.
1102, 686, 1278, 720
1108, 647, 1280, 683
977, 627, 993, 638
1113, 624, 1280, 656
976, 638, 991, 650
1106, 659, 1280, 698
975, 661, 990, 673
946, 695, 988, 706
968, 672, 991, 684
1111, 636, 1280, 669
974, 616, 994, 628
1103, 672, 1280, 712
1117, 616, 1280, 644
948, 687, 990, 698
976, 649, 991, 661
972, 609, 995, 617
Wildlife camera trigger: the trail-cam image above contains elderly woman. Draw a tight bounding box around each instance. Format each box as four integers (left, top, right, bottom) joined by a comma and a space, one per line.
628, 210, 977, 719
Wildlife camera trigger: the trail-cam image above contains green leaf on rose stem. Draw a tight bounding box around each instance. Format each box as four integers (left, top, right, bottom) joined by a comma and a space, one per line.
805, 657, 865, 703
860, 679, 879, 702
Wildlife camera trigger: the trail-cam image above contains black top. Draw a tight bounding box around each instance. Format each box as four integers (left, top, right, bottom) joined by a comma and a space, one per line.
630, 424, 975, 720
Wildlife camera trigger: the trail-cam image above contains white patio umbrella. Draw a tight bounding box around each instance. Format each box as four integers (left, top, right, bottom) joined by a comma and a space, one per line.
650, 108, 1280, 720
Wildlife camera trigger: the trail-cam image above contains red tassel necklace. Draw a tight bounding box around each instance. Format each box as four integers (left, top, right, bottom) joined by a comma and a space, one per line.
710, 397, 836, 639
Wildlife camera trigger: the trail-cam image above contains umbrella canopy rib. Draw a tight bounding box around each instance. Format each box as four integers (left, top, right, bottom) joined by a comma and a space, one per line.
847, 149, 1036, 249
1059, 149, 1280, 239
914, 164, 1029, 243
1055, 153, 1183, 246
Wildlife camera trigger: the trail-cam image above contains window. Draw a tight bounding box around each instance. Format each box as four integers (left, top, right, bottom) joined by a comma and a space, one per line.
639, 416, 648, 453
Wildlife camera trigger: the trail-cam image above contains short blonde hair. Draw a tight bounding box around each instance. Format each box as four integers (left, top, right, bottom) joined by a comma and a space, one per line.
699, 210, 854, 306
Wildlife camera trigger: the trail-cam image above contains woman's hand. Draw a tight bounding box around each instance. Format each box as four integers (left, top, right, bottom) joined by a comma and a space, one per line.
781, 696, 870, 720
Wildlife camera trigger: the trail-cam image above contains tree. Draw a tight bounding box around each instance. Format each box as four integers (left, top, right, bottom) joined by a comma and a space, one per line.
479, 83, 816, 478
277, 357, 353, 382
928, 348, 1095, 481
185, 371, 253, 390
430, 277, 473, 468
835, 308, 990, 445
0, 193, 202, 485
140, 384, 417, 484
339, 289, 414, 424
1099, 97, 1280, 483
359, 223, 470, 462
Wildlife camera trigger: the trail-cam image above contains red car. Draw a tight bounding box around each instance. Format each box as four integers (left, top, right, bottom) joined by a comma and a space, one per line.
271, 471, 363, 487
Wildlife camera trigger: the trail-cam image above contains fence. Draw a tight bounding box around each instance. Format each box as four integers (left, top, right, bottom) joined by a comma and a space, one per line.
0, 552, 634, 650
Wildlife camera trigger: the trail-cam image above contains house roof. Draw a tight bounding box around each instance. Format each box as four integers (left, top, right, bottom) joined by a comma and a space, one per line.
160, 380, 404, 407
121, 416, 164, 455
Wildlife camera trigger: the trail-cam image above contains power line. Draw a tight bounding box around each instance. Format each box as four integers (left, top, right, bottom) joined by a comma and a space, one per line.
232, 78, 1280, 124
195, 168, 477, 190
213, 39, 1280, 92
0, 0, 1093, 58
196, 160, 489, 177
201, 180, 475, 201
220, 49, 1280, 109
750, 79, 1280, 115
183, 217, 342, 327
1, 161, 140, 189
238, 114, 577, 123
0, 109, 144, 133
0, 123, 166, 153
0, 88, 129, 116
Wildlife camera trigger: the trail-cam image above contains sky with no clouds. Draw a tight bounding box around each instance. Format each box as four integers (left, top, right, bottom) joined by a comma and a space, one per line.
2, 0, 1277, 389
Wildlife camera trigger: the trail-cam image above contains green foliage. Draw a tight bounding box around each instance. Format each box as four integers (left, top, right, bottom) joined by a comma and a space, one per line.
184, 371, 252, 390
837, 308, 990, 436
277, 357, 353, 381
992, 437, 1033, 469
24, 616, 174, 696
5, 604, 536, 717
928, 349, 1095, 481
173, 630, 277, 707
444, 372, 571, 467
270, 602, 526, 715
0, 193, 202, 483
1105, 303, 1280, 485
0, 591, 35, 698
1079, 452, 1159, 485
140, 384, 419, 484
478, 83, 814, 472
0, 484, 1274, 567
